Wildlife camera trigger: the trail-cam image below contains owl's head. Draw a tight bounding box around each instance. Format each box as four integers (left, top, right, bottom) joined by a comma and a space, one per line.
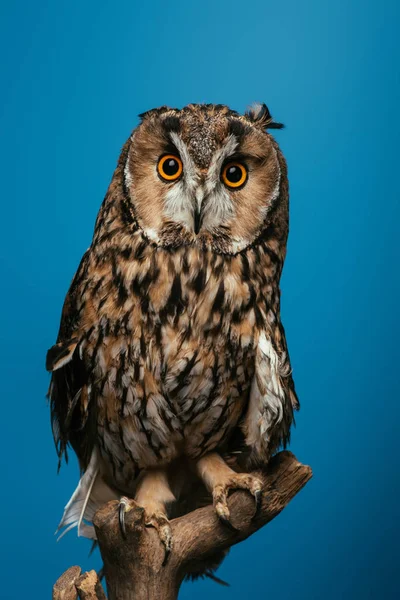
114, 103, 289, 255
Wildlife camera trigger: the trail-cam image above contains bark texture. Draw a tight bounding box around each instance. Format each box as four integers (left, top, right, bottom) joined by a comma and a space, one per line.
53, 451, 311, 600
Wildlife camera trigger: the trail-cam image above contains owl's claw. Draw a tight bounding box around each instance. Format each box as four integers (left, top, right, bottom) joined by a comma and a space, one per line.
215, 508, 237, 531
254, 488, 262, 517
118, 498, 172, 564
145, 512, 173, 566
118, 496, 130, 539
213, 473, 263, 526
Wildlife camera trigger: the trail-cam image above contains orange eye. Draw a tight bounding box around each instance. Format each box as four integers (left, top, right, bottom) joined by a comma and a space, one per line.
157, 154, 183, 181
221, 162, 248, 189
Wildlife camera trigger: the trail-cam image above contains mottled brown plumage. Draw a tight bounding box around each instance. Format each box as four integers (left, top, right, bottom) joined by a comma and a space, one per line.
47, 102, 299, 575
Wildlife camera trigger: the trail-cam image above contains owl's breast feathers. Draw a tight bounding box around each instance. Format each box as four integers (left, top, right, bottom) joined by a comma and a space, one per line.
47, 223, 298, 486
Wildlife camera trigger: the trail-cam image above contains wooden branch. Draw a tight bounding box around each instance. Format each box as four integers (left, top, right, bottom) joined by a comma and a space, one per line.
53, 451, 312, 600
53, 566, 81, 600
76, 571, 107, 600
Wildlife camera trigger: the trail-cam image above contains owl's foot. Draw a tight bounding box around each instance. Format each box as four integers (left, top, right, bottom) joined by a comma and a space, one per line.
135, 468, 175, 565
144, 510, 173, 566
118, 497, 172, 565
196, 452, 262, 528
213, 473, 262, 526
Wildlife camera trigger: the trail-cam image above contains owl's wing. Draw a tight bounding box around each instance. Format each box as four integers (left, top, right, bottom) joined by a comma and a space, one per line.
46, 251, 118, 539
243, 324, 299, 466
46, 250, 96, 472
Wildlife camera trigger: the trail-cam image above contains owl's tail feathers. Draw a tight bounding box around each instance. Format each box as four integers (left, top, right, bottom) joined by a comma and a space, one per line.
184, 549, 230, 585
56, 447, 118, 540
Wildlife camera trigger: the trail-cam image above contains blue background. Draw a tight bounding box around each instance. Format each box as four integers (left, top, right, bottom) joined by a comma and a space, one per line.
0, 1, 399, 598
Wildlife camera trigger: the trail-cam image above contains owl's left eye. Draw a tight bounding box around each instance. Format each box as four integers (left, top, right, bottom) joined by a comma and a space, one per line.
221, 162, 248, 189
157, 154, 183, 182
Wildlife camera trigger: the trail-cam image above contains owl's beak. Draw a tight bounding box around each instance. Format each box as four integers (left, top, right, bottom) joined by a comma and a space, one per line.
193, 187, 204, 234
194, 206, 202, 234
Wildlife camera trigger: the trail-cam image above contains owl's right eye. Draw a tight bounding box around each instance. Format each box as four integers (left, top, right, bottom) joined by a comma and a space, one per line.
157, 154, 183, 182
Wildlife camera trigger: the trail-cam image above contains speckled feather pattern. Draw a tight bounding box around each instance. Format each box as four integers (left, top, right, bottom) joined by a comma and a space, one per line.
47, 103, 298, 501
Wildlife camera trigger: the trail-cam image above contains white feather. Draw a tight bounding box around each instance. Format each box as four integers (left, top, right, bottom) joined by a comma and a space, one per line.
245, 332, 287, 453
163, 132, 199, 229
57, 447, 117, 540
169, 132, 198, 189
123, 137, 135, 189
205, 134, 238, 190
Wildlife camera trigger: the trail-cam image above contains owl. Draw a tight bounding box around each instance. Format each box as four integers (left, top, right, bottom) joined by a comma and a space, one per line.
46, 102, 299, 573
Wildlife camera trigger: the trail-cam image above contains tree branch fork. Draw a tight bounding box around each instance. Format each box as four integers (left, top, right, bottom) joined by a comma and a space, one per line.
53, 451, 312, 600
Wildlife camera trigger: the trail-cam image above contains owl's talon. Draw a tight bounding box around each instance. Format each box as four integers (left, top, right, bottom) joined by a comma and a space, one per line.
216, 509, 237, 531
214, 487, 236, 529
118, 498, 171, 562
253, 489, 262, 518
212, 474, 263, 527
145, 512, 173, 566
118, 496, 130, 539
162, 543, 171, 567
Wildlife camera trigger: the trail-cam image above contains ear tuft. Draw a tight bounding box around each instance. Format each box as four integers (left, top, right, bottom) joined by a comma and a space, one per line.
245, 103, 284, 130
